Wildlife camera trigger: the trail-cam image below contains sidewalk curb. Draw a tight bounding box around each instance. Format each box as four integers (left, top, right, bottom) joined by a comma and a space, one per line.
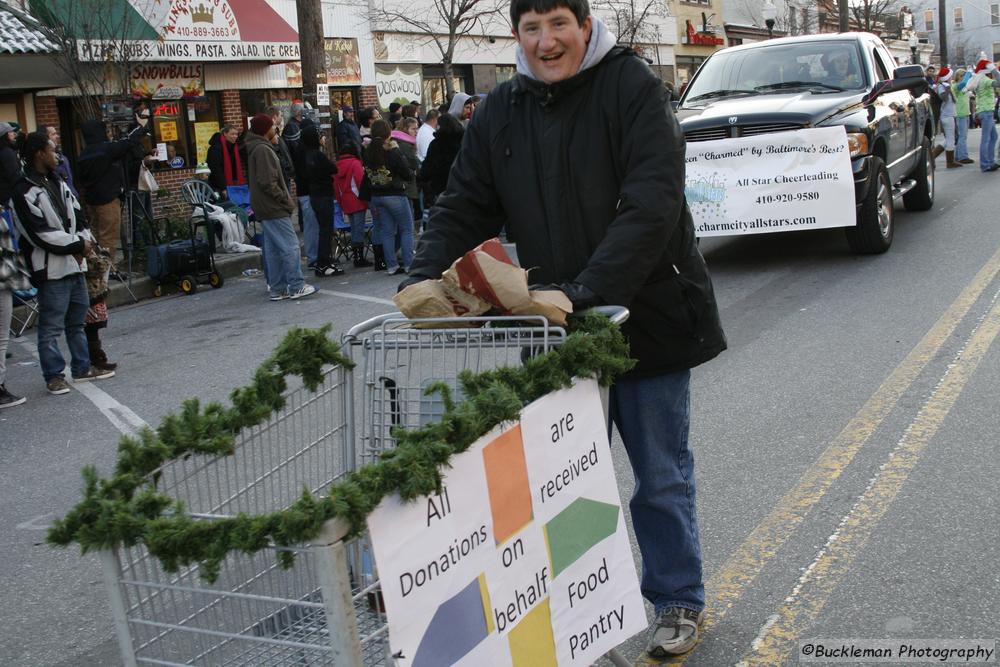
106, 251, 263, 307
11, 252, 264, 333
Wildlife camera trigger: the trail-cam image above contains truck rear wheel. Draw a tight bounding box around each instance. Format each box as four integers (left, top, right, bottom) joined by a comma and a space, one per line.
846, 156, 893, 254
903, 137, 935, 211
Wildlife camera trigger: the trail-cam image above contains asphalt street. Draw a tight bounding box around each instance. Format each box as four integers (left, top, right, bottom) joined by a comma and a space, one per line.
2, 143, 999, 666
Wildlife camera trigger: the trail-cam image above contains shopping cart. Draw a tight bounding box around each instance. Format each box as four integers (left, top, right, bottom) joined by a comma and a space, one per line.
99, 308, 633, 666
97, 365, 384, 666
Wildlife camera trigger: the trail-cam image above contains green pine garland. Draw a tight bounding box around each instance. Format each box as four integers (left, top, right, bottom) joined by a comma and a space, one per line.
48, 315, 635, 582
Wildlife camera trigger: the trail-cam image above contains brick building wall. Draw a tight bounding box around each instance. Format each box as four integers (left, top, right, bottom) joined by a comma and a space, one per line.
151, 168, 195, 220
34, 95, 60, 133
358, 86, 379, 109
221, 89, 243, 128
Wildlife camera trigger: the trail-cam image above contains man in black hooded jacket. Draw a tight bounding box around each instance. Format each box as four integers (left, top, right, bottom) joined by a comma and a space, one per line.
76, 115, 148, 270
402, 0, 725, 657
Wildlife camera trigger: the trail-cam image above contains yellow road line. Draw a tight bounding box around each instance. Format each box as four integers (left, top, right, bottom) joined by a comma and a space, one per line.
739, 288, 1000, 666
633, 244, 1000, 667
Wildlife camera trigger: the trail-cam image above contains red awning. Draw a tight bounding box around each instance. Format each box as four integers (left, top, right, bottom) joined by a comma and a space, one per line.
230, 0, 298, 43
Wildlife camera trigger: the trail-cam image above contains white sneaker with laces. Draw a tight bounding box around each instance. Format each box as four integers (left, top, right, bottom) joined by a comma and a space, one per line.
646, 607, 705, 658
289, 284, 317, 300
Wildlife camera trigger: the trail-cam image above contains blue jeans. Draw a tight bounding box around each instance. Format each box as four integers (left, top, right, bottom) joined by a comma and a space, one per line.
348, 211, 366, 245
37, 274, 91, 382
610, 370, 703, 613
978, 111, 997, 170
371, 195, 414, 272
369, 207, 381, 247
262, 217, 305, 298
956, 115, 970, 161
298, 196, 318, 263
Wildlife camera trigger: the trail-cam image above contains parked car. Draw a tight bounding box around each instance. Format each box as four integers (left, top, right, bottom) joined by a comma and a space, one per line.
676, 32, 934, 253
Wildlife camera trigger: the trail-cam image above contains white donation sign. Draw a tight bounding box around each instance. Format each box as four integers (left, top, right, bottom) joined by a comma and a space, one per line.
367, 379, 646, 666
685, 126, 855, 237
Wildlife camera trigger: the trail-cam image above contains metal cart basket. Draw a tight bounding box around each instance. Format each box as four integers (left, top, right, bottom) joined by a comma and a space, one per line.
100, 308, 630, 666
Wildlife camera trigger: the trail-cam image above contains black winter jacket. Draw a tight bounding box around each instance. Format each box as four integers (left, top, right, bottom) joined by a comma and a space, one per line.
206, 132, 243, 191
363, 144, 412, 197
76, 120, 148, 206
409, 48, 726, 377
0, 142, 20, 207
419, 126, 464, 199
301, 128, 336, 198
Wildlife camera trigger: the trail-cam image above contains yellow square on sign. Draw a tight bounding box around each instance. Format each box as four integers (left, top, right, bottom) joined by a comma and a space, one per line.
159, 121, 178, 142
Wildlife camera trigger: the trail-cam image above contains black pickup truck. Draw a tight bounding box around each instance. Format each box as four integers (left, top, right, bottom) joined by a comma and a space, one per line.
676, 32, 934, 253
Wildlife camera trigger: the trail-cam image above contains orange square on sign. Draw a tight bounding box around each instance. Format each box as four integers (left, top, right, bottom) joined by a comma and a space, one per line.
482, 425, 533, 544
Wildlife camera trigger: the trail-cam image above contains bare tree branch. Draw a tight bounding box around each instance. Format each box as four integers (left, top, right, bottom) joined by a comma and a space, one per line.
846, 0, 901, 32
369, 0, 506, 99
591, 0, 665, 47
30, 0, 162, 119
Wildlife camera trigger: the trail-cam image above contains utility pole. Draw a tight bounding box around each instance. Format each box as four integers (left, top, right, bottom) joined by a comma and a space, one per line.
838, 0, 849, 31
295, 0, 331, 144
938, 0, 948, 65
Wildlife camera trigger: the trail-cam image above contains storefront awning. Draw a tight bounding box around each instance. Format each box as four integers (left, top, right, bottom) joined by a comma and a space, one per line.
30, 0, 299, 62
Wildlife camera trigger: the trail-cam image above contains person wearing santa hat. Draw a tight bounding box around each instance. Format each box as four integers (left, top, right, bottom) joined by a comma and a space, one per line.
934, 67, 962, 168
960, 59, 1000, 171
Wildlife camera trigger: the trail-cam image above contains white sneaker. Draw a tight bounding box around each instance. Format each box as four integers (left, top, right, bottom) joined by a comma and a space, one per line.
289, 284, 317, 300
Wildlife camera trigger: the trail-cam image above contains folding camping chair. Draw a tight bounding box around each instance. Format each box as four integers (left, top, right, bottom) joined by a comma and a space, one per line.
332, 201, 352, 264
225, 185, 253, 217
225, 185, 257, 242
4, 211, 39, 337
332, 202, 373, 265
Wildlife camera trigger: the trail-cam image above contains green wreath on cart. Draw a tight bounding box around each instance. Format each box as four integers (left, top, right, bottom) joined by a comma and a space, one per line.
48, 316, 635, 583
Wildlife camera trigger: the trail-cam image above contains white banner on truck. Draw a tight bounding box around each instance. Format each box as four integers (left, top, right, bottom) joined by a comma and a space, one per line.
686, 126, 855, 237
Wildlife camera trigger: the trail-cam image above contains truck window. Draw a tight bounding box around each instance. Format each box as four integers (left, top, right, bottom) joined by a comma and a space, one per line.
875, 46, 898, 80
872, 48, 890, 82
683, 40, 868, 100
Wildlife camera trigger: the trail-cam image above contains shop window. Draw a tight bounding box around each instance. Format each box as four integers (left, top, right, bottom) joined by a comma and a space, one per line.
422, 77, 467, 110
149, 100, 188, 170
140, 93, 221, 171
495, 66, 516, 85
186, 95, 221, 170
329, 89, 357, 115
239, 89, 303, 126
675, 56, 707, 85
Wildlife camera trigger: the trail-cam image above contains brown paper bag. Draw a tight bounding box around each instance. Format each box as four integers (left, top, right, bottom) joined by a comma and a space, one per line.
514, 290, 573, 327
395, 238, 575, 326
393, 279, 491, 320
445, 251, 531, 311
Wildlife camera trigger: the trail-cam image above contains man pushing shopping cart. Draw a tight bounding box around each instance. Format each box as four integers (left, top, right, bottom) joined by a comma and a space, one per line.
398, 0, 727, 656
